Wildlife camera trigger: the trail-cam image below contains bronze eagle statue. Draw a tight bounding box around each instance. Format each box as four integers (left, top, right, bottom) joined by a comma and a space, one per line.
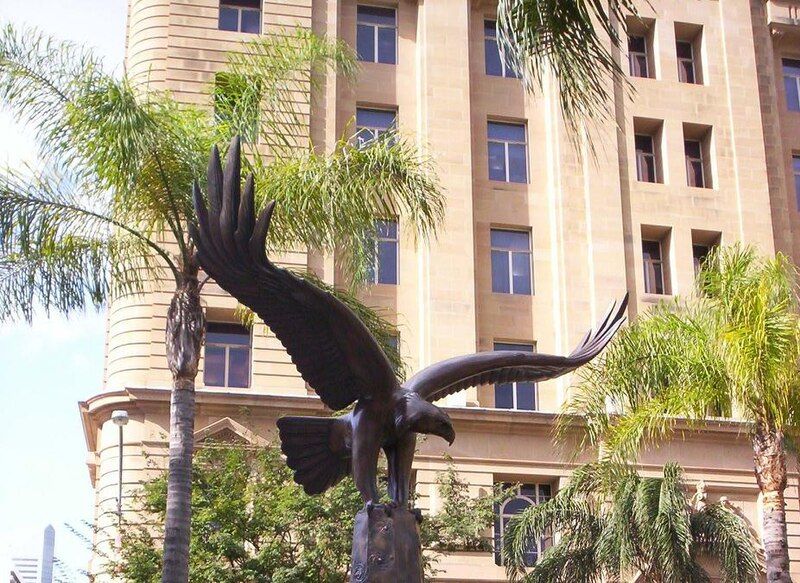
191, 138, 628, 510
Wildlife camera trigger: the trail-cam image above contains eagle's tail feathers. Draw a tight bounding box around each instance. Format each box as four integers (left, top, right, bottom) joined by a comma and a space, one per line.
277, 416, 351, 496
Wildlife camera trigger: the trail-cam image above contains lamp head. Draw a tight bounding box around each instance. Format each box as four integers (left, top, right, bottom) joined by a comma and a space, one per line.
111, 410, 129, 427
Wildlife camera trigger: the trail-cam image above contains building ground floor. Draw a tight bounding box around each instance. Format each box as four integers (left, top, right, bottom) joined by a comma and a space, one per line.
79, 387, 800, 581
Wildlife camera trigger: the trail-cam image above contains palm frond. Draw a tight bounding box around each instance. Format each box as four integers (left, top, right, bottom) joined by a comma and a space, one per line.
690, 503, 762, 583
220, 28, 358, 157
496, 0, 639, 134
253, 132, 444, 283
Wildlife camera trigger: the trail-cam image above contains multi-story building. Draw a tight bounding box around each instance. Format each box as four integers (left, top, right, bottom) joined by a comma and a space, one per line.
9, 525, 55, 583
79, 0, 800, 579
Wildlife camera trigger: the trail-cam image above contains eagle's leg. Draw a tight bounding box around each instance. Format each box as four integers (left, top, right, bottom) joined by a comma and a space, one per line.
352, 406, 382, 505
387, 432, 417, 508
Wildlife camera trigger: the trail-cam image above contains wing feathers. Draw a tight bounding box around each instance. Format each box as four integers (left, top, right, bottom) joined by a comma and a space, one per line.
192, 137, 395, 411
406, 294, 628, 403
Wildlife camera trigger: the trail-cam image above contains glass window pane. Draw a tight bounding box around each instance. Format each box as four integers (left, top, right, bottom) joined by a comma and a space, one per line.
377, 240, 398, 284
642, 240, 661, 261
376, 219, 397, 239
795, 172, 800, 209
688, 160, 705, 187
785, 76, 800, 111
783, 58, 800, 77
227, 346, 251, 388
357, 24, 375, 62
207, 323, 250, 345
357, 5, 396, 26
488, 122, 526, 142
377, 27, 396, 64
488, 142, 506, 181
538, 484, 552, 499
516, 382, 536, 410
240, 9, 261, 34
635, 135, 654, 154
494, 342, 534, 353
685, 140, 702, 159
651, 262, 664, 294
491, 250, 510, 293
676, 41, 692, 59
357, 108, 395, 130
511, 252, 532, 295
204, 345, 226, 386
495, 383, 514, 408
628, 35, 646, 53
219, 6, 239, 31
507, 143, 528, 183
679, 60, 695, 83
504, 497, 532, 514
492, 229, 529, 250
485, 39, 503, 76
484, 19, 497, 37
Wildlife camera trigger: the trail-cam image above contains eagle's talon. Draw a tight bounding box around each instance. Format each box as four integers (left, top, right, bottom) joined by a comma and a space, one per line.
366, 500, 376, 515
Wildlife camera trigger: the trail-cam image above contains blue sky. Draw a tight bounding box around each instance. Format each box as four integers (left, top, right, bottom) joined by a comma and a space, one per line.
0, 0, 128, 577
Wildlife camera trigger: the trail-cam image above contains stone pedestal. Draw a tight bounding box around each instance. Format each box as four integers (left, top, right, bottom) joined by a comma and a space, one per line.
350, 505, 423, 583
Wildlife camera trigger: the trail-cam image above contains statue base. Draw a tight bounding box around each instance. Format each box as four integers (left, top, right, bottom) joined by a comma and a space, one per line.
350, 504, 423, 583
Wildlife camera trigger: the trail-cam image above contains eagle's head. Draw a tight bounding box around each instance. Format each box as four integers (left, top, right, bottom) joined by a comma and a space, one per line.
398, 393, 455, 445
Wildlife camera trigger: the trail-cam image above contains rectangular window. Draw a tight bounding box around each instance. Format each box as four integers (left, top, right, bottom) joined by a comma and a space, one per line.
491, 229, 532, 295
684, 139, 706, 188
676, 40, 696, 84
488, 121, 528, 183
366, 219, 399, 285
794, 155, 800, 209
484, 20, 518, 78
642, 239, 666, 295
494, 342, 537, 410
356, 107, 396, 148
495, 483, 552, 566
635, 134, 658, 183
204, 323, 251, 388
218, 0, 261, 34
628, 35, 650, 78
783, 59, 800, 112
356, 5, 397, 65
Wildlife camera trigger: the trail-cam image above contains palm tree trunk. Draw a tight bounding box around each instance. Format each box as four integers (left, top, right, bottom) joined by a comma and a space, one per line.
161, 270, 205, 583
753, 426, 792, 583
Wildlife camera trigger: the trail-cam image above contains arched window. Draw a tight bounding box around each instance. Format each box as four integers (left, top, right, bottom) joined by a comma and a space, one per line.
494, 483, 552, 566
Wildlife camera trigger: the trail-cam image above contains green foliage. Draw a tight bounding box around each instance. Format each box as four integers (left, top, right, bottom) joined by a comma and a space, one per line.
115, 446, 507, 582
502, 462, 760, 583
496, 0, 640, 134
421, 455, 513, 553
561, 244, 800, 464
117, 444, 363, 583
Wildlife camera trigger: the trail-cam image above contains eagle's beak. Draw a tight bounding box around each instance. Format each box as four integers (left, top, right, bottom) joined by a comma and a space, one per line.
444, 426, 456, 446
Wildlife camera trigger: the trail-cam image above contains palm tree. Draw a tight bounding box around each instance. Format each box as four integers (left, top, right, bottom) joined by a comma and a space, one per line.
0, 25, 444, 583
502, 462, 761, 583
496, 0, 639, 132
563, 245, 800, 582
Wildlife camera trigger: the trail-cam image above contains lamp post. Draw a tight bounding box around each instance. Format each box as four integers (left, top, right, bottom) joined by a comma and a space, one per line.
111, 410, 129, 526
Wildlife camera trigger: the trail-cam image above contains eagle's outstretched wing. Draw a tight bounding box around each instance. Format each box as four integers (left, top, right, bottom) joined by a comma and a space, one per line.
404, 295, 628, 403
190, 137, 395, 410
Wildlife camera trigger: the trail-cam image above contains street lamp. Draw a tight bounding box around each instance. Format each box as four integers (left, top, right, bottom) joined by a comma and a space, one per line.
111, 410, 129, 525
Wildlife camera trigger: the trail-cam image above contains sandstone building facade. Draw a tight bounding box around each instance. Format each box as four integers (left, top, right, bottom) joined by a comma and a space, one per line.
80, 0, 800, 579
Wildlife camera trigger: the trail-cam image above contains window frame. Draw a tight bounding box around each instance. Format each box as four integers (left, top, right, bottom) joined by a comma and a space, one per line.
684, 139, 706, 188
635, 134, 658, 183
367, 219, 399, 285
793, 154, 800, 210
356, 4, 398, 65
218, 1, 262, 34
676, 40, 697, 84
783, 58, 800, 112
203, 322, 252, 389
642, 239, 666, 295
493, 342, 538, 410
355, 107, 397, 148
628, 34, 650, 78
487, 121, 529, 183
484, 19, 518, 78
494, 483, 552, 567
490, 228, 533, 295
